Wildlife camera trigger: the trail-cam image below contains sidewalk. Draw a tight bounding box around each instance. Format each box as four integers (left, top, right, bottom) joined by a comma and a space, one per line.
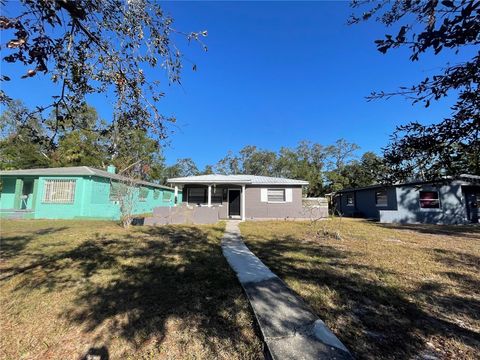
221, 221, 352, 360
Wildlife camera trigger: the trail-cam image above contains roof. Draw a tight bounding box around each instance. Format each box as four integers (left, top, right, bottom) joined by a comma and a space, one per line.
0, 166, 174, 190
335, 173, 479, 193
168, 174, 309, 186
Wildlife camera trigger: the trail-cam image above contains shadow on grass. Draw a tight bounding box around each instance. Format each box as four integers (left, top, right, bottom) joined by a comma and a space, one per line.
0, 227, 69, 259
3, 224, 263, 358
243, 234, 480, 360
378, 222, 480, 239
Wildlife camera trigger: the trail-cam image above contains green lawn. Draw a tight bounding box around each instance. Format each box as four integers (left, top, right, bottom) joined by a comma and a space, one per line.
0, 220, 263, 360
240, 218, 480, 360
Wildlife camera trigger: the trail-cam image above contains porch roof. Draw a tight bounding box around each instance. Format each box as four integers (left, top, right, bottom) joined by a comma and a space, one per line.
167, 174, 309, 186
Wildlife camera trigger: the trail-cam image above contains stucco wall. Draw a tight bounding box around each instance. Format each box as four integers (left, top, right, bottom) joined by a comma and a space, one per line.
1, 175, 176, 220
335, 181, 471, 224
245, 185, 305, 219
379, 182, 468, 224
336, 187, 397, 219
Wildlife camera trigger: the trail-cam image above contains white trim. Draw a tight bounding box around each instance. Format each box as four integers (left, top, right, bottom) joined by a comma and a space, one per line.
207, 185, 212, 207
260, 188, 268, 202
285, 188, 293, 202
241, 185, 246, 221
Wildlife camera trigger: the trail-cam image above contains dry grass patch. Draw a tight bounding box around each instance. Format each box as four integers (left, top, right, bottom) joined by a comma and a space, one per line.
0, 220, 263, 360
240, 218, 480, 360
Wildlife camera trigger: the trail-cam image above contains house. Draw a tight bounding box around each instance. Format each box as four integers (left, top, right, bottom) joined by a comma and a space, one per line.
333, 174, 480, 224
145, 174, 325, 224
0, 166, 178, 220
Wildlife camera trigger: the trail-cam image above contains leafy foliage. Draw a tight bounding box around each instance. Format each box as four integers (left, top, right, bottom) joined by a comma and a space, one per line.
1, 0, 206, 148
165, 139, 382, 196
350, 0, 480, 179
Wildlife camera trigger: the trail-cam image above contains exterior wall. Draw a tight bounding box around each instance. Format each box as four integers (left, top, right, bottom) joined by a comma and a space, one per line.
380, 182, 468, 224
0, 177, 17, 209
33, 176, 88, 219
336, 187, 397, 219
1, 175, 176, 220
335, 181, 472, 225
178, 184, 309, 220
245, 185, 305, 219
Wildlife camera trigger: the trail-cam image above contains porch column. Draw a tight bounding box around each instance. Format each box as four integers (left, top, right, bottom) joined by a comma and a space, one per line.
241, 184, 246, 221
207, 185, 212, 207
174, 186, 178, 206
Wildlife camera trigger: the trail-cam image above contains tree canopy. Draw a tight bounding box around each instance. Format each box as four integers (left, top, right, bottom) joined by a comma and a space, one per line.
350, 0, 480, 179
1, 0, 206, 149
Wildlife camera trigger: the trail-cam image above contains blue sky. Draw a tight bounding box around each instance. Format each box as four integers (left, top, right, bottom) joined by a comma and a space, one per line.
2, 1, 470, 168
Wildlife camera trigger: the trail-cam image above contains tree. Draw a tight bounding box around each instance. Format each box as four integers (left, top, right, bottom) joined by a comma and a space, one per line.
1, 0, 206, 149
350, 0, 480, 179
0, 100, 51, 169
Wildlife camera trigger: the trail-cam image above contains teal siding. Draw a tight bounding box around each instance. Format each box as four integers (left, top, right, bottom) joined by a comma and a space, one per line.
0, 174, 177, 220
0, 177, 16, 208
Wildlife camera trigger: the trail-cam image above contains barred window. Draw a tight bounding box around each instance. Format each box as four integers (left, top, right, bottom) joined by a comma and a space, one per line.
43, 179, 76, 204
139, 187, 149, 202
162, 191, 172, 202
110, 182, 127, 201
267, 189, 285, 202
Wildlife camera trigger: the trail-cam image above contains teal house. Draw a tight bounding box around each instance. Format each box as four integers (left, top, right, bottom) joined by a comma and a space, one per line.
0, 166, 180, 220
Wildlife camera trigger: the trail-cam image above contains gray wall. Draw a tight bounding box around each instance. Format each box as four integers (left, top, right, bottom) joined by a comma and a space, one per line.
335, 187, 397, 219
178, 184, 321, 220
245, 185, 305, 219
380, 182, 469, 224
335, 181, 473, 224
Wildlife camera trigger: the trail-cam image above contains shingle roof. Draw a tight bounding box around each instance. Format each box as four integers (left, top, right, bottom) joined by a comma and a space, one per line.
168, 174, 309, 186
0, 166, 174, 190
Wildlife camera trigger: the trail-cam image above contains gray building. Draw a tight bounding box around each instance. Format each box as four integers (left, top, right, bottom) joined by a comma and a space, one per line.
333, 175, 480, 224
165, 174, 318, 221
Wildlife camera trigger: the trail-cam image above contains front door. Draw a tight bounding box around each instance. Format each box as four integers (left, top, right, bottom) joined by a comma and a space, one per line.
228, 189, 241, 217
465, 190, 479, 223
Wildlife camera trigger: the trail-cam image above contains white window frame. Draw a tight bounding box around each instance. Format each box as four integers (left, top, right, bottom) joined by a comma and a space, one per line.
42, 179, 76, 204
375, 189, 388, 207
419, 190, 441, 209
267, 188, 286, 203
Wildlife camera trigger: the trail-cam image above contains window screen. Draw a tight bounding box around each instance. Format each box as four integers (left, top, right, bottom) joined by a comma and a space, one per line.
43, 179, 76, 204
419, 191, 440, 208
110, 182, 127, 201
375, 190, 388, 206
211, 187, 223, 204
189, 188, 206, 204
267, 189, 285, 202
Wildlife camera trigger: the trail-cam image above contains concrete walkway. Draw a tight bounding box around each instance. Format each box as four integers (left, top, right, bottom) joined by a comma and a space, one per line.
221, 221, 353, 360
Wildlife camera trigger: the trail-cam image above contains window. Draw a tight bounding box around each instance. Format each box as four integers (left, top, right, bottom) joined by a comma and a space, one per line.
419, 191, 440, 209
162, 191, 172, 202
110, 182, 127, 201
139, 187, 149, 202
211, 187, 223, 204
153, 189, 160, 200
43, 179, 76, 204
188, 188, 206, 204
375, 190, 388, 206
346, 193, 354, 206
267, 188, 285, 202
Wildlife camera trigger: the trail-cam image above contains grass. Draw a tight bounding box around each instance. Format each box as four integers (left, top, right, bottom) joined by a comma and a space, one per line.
0, 220, 264, 360
240, 218, 480, 360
